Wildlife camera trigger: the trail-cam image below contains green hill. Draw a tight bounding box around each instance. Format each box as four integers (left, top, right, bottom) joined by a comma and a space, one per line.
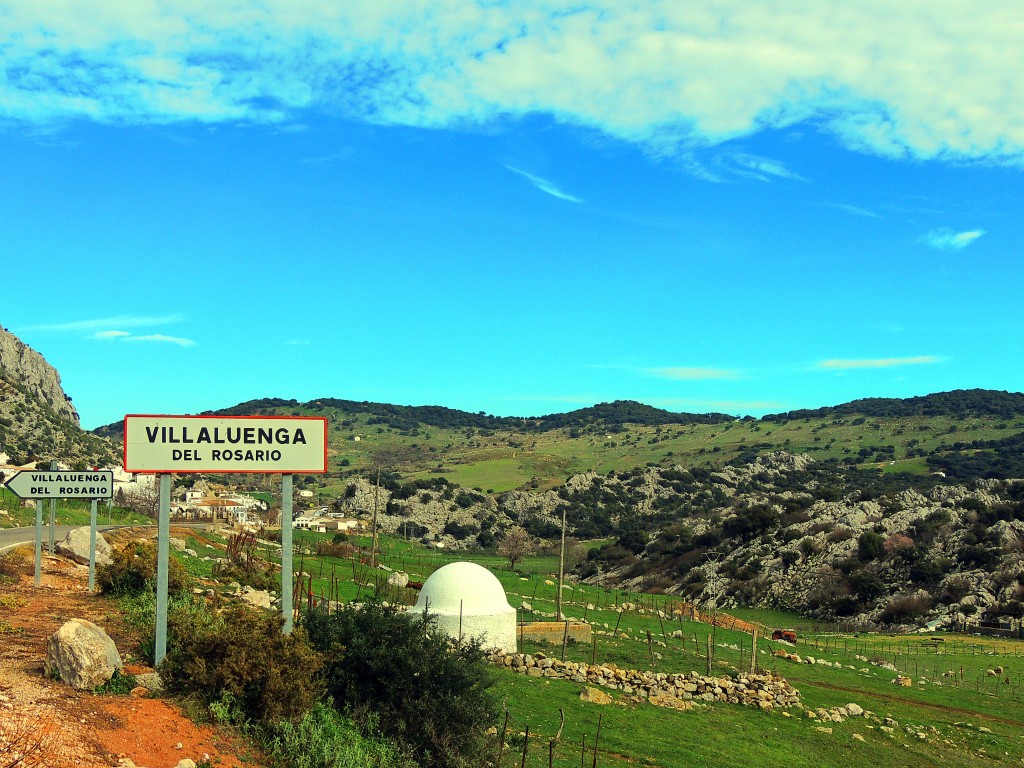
92, 389, 1024, 493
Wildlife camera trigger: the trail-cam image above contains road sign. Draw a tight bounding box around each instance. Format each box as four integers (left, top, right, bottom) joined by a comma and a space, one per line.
123, 414, 328, 473
3, 469, 113, 499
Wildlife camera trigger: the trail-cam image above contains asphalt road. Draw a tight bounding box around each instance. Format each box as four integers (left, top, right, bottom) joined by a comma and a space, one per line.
0, 522, 209, 553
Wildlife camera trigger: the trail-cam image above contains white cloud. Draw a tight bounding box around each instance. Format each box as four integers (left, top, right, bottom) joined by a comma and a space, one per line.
921, 228, 987, 250
505, 165, 583, 203
26, 315, 195, 347
815, 355, 942, 370
727, 153, 807, 182
822, 202, 881, 219
2, 2, 1023, 165
122, 334, 198, 347
23, 314, 184, 333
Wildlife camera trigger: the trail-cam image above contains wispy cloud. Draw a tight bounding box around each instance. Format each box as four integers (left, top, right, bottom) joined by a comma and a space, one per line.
815, 355, 942, 370
122, 334, 197, 348
727, 153, 807, 182
24, 315, 184, 333
920, 228, 986, 250
647, 366, 743, 381
505, 166, 583, 203
3, 4, 1022, 165
27, 314, 196, 347
822, 202, 881, 218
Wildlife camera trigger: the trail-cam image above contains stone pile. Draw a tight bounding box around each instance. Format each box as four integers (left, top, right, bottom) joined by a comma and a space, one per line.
490, 651, 801, 710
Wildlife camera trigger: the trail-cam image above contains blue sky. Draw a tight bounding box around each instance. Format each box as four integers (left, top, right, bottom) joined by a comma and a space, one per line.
1, 1, 1021, 429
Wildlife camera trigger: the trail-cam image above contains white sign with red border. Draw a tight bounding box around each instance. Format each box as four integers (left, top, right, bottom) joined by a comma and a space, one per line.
124, 415, 328, 474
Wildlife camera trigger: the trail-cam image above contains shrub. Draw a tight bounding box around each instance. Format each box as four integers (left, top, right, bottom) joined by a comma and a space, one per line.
0, 551, 31, 580
265, 702, 413, 768
97, 541, 191, 597
908, 558, 943, 585
798, 537, 820, 558
879, 593, 934, 625
213, 561, 278, 591
162, 604, 323, 725
443, 521, 479, 541
826, 527, 852, 543
941, 575, 972, 603
303, 601, 497, 768
316, 541, 357, 559
849, 569, 886, 601
857, 531, 886, 561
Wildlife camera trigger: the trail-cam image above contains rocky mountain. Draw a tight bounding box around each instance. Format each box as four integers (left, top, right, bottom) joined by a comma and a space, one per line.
0, 324, 118, 468
343, 451, 1024, 631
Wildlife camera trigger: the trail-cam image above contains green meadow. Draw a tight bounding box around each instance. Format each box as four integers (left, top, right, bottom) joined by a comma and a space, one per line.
167, 529, 1024, 768
308, 410, 1024, 492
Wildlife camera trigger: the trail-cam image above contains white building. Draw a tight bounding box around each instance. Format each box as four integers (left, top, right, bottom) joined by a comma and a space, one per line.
407, 562, 517, 652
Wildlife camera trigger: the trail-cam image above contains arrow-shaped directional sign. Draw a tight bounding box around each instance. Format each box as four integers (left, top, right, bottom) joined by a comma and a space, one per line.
3, 470, 114, 499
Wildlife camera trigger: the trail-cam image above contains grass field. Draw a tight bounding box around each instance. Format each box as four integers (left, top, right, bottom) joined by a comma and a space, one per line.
159, 528, 1024, 767
0, 487, 151, 529
307, 409, 1024, 492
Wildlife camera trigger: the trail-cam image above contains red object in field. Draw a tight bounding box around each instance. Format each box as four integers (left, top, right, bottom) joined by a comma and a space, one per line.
772, 629, 797, 643
406, 581, 424, 590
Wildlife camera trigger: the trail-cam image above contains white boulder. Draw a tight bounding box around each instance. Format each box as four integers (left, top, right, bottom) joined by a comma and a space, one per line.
45, 618, 122, 690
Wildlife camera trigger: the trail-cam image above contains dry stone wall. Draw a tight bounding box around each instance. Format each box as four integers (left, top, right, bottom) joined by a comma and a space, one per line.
491, 650, 801, 710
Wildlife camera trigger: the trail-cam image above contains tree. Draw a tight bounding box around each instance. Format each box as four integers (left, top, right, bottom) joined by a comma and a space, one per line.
366, 445, 418, 567
497, 525, 534, 571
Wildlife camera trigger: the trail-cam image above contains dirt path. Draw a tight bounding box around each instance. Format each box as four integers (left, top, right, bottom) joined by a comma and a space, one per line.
0, 545, 265, 768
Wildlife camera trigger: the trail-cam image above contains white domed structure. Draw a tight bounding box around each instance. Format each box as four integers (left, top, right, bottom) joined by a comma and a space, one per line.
408, 561, 516, 651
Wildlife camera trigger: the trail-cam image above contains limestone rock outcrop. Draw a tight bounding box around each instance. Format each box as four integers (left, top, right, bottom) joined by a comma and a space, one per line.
0, 325, 79, 424
57, 527, 112, 566
45, 618, 123, 690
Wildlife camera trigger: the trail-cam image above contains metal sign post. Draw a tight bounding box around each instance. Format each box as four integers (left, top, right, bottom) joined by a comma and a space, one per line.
122, 415, 328, 663
154, 474, 172, 665
48, 499, 56, 554
48, 460, 57, 555
34, 499, 42, 587
88, 499, 99, 592
281, 474, 293, 634
2, 468, 114, 588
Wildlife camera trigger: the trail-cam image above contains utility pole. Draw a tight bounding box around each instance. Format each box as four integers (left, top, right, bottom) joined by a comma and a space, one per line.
371, 465, 380, 569
556, 505, 567, 620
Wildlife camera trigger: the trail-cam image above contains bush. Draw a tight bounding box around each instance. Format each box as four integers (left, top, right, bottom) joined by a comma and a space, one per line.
303, 602, 497, 768
879, 593, 934, 625
849, 569, 886, 601
265, 702, 413, 768
0, 551, 31, 580
97, 541, 191, 597
856, 531, 886, 561
162, 604, 323, 725
316, 541, 358, 559
826, 527, 852, 543
443, 521, 479, 541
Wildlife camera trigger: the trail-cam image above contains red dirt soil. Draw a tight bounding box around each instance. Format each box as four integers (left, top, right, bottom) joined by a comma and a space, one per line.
0, 544, 265, 768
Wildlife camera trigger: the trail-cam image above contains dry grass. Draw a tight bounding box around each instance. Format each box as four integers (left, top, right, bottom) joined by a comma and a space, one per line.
0, 708, 72, 767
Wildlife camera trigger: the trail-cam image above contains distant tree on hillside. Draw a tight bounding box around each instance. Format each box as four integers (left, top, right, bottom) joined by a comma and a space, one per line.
497, 525, 534, 571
